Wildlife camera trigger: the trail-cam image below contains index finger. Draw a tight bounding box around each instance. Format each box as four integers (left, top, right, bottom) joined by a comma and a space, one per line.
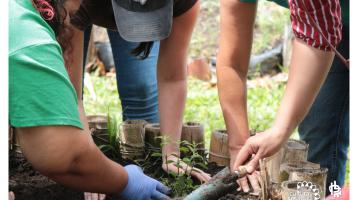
232, 144, 252, 172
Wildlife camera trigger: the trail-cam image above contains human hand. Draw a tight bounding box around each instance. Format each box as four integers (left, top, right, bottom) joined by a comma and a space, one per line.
84, 192, 105, 200
230, 147, 261, 193
232, 128, 288, 174
162, 154, 211, 183
119, 165, 171, 200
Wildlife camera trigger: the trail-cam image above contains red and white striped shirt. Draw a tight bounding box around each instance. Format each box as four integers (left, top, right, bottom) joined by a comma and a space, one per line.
289, 0, 342, 51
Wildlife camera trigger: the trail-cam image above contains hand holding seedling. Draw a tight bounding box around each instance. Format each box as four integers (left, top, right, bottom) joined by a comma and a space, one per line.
119, 165, 171, 200
162, 154, 211, 183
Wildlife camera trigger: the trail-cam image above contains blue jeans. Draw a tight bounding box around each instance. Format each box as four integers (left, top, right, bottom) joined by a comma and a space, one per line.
84, 27, 160, 123
298, 25, 349, 195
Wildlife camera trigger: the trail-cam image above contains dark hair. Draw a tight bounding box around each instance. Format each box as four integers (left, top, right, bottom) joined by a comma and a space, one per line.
32, 0, 74, 67
33, 0, 153, 62
131, 42, 154, 59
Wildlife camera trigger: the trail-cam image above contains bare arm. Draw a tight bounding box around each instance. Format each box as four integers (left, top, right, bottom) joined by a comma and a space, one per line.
158, 2, 210, 182
216, 0, 257, 164
158, 2, 199, 157
233, 39, 335, 173
16, 107, 128, 194
273, 40, 334, 138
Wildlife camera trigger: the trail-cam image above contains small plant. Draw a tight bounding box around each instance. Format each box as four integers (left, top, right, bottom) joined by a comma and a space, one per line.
150, 138, 208, 197
98, 111, 121, 160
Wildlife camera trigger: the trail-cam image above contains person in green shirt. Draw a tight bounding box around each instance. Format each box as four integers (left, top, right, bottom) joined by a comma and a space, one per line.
9, 0, 170, 199
217, 0, 348, 195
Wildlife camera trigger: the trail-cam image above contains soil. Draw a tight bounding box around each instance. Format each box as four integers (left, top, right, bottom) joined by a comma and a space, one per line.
218, 191, 260, 200
9, 151, 257, 200
9, 151, 84, 200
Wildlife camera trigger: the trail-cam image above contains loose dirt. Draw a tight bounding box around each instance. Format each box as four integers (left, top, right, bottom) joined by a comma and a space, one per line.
10, 152, 258, 200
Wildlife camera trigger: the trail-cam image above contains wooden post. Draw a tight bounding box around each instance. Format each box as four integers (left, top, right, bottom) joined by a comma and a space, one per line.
264, 139, 309, 184
181, 122, 205, 157
120, 119, 147, 160
264, 149, 284, 184
144, 123, 161, 150
209, 130, 230, 166
279, 161, 320, 183
87, 115, 109, 146
289, 168, 328, 199
281, 139, 309, 164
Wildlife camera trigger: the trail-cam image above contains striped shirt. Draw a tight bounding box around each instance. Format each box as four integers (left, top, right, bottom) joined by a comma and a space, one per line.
289, 0, 342, 51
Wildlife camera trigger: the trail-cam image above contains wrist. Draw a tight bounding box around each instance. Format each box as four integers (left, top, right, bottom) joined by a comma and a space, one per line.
162, 143, 180, 159
269, 124, 291, 141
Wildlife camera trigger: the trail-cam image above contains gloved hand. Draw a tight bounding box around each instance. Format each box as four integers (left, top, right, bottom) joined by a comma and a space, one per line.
119, 165, 171, 200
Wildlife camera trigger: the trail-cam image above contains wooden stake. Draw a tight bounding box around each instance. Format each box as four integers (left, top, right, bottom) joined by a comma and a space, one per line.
209, 130, 230, 166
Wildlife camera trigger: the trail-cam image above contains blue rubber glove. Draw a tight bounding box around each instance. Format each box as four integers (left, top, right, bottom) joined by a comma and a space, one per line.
119, 165, 171, 200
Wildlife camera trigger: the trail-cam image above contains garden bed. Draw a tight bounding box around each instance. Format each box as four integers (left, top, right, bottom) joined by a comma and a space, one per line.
9, 152, 227, 199
9, 152, 83, 200
10, 150, 261, 200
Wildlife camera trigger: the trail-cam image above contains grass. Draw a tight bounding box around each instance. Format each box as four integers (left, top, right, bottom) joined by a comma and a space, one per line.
83, 76, 286, 148
84, 75, 350, 186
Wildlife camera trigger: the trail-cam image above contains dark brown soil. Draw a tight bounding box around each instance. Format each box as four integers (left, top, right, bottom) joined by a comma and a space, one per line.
218, 191, 260, 200
9, 150, 251, 200
9, 151, 84, 200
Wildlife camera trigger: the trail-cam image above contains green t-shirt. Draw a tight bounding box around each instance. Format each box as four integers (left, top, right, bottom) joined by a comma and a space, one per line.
241, 0, 349, 26
9, 0, 83, 129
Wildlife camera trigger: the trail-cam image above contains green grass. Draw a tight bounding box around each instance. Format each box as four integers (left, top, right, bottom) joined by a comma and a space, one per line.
83, 75, 122, 118
83, 76, 286, 148
84, 75, 349, 185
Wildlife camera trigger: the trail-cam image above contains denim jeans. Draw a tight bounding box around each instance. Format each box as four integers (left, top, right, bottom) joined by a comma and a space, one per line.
84, 27, 160, 123
298, 25, 349, 195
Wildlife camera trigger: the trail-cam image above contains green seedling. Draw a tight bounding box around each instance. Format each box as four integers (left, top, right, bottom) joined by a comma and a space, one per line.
98, 110, 121, 160
149, 137, 207, 197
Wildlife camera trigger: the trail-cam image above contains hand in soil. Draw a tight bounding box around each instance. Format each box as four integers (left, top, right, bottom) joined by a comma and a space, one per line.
120, 165, 171, 200
162, 155, 211, 183
84, 192, 105, 200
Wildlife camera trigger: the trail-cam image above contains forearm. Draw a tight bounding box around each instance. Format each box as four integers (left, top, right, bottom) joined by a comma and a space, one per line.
157, 1, 199, 157
217, 0, 257, 152
158, 76, 187, 155
217, 67, 249, 150
17, 101, 128, 194
273, 39, 334, 138
54, 138, 128, 194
